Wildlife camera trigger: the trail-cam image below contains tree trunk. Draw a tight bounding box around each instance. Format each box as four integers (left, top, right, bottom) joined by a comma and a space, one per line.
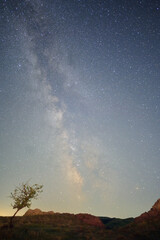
9, 209, 19, 228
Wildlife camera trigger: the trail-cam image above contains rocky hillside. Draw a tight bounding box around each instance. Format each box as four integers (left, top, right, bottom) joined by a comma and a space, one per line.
76, 213, 104, 227
135, 198, 160, 221
24, 209, 54, 216
23, 209, 104, 227
1, 200, 160, 240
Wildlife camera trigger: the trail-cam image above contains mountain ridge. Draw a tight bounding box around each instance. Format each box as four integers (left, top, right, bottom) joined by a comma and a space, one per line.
24, 208, 54, 216
23, 209, 104, 227
1, 199, 160, 239
135, 198, 160, 222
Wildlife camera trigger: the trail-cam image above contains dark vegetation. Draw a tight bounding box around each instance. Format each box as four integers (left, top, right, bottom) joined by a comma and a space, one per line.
99, 216, 134, 229
1, 213, 160, 240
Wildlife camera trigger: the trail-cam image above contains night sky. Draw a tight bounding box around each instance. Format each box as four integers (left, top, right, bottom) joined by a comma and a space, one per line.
0, 0, 160, 218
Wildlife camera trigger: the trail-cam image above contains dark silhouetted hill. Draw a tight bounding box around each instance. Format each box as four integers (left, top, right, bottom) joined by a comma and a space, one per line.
1, 199, 160, 239
99, 216, 134, 229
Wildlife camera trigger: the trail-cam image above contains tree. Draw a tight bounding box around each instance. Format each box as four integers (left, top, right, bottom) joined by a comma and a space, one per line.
9, 182, 43, 227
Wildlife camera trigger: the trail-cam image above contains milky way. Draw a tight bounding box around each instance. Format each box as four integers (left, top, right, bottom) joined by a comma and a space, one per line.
0, 0, 160, 218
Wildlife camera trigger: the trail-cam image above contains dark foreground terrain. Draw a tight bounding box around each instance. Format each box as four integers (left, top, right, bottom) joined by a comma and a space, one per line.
1, 199, 160, 240
0, 214, 107, 240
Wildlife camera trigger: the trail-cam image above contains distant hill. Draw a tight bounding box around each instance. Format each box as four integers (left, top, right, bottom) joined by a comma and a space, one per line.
23, 208, 133, 229
99, 216, 134, 229
24, 208, 54, 216
1, 199, 160, 239
23, 209, 104, 227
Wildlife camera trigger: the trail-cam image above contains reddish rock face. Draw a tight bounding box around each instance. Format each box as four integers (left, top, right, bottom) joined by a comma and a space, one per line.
135, 198, 160, 222
76, 213, 104, 227
24, 209, 54, 216
151, 199, 160, 212
23, 209, 104, 227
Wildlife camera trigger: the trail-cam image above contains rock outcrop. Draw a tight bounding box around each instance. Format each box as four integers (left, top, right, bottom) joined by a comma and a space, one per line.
23, 209, 104, 227
76, 213, 104, 227
135, 198, 160, 222
24, 208, 54, 216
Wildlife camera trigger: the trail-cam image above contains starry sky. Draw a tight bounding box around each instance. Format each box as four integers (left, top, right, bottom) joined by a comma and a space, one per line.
0, 0, 160, 218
